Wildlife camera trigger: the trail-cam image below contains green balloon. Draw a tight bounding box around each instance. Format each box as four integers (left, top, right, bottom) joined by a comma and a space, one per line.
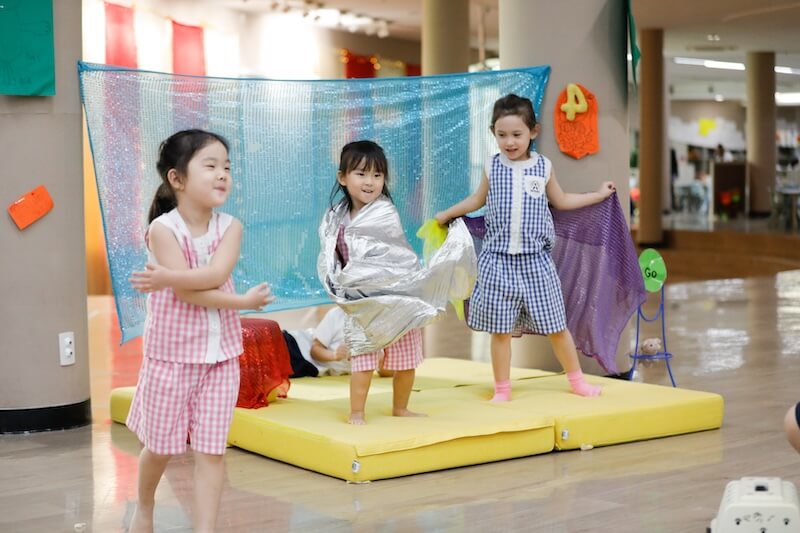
639, 248, 667, 292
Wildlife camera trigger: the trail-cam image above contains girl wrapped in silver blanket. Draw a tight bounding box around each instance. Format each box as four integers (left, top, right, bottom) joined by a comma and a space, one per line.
318, 140, 476, 424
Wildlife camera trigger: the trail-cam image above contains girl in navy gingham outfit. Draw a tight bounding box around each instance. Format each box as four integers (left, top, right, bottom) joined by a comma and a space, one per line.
436, 94, 615, 401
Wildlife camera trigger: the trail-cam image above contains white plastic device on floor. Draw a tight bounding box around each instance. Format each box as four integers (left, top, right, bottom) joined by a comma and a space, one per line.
709, 477, 800, 532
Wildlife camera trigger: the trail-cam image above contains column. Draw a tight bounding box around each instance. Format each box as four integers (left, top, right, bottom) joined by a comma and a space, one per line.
746, 51, 776, 216
498, 0, 630, 374
420, 0, 472, 358
637, 28, 664, 244
421, 0, 470, 75
0, 0, 89, 432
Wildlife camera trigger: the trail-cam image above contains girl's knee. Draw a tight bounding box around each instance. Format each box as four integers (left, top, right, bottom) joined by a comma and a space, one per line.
548, 329, 570, 341
195, 451, 225, 464
142, 449, 172, 464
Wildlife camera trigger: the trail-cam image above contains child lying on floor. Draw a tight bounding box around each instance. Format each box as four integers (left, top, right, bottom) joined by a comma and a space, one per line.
283, 306, 393, 378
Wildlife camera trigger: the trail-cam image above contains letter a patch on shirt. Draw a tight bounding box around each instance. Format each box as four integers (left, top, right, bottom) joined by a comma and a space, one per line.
524, 175, 547, 199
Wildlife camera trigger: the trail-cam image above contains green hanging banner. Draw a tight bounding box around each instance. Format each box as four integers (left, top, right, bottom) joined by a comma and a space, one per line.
0, 0, 56, 96
627, 0, 640, 88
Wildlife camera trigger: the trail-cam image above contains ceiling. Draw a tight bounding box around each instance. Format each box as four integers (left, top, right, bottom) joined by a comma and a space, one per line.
218, 0, 800, 100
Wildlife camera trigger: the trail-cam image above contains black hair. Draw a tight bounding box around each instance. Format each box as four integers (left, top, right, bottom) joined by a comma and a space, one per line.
490, 94, 538, 152
147, 129, 230, 223
329, 140, 393, 210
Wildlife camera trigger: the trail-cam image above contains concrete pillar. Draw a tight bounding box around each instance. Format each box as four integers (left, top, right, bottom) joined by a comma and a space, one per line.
637, 28, 664, 244
421, 0, 470, 75
419, 0, 471, 359
746, 51, 776, 215
0, 0, 89, 432
497, 0, 630, 375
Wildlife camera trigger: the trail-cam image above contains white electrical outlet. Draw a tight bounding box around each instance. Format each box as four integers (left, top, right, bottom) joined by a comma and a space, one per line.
59, 332, 75, 366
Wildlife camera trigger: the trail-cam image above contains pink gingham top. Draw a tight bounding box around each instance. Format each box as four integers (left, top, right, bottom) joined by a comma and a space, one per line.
142, 209, 243, 364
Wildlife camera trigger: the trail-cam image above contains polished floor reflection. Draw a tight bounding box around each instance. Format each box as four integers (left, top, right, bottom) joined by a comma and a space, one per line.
3, 272, 800, 532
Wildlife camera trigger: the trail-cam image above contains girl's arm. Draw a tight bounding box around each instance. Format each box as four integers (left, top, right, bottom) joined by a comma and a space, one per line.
546, 168, 615, 210
174, 283, 273, 311
434, 172, 490, 225
310, 339, 349, 363
129, 219, 243, 292
142, 221, 273, 310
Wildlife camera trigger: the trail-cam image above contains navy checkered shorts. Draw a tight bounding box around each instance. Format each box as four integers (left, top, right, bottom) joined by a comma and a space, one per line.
467, 251, 567, 335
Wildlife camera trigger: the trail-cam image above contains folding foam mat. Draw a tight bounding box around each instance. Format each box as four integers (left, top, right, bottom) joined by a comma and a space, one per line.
110, 357, 724, 481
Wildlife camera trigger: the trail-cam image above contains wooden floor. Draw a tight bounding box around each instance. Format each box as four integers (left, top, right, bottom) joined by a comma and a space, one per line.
3, 270, 800, 532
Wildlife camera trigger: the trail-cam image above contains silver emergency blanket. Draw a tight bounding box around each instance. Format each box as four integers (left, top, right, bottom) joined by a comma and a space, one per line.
318, 196, 477, 354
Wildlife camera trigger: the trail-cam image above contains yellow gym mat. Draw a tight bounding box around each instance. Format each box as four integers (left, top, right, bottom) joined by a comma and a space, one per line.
109, 357, 724, 482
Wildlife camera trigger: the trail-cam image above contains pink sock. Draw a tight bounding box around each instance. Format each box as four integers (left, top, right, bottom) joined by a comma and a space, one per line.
567, 370, 602, 397
491, 380, 511, 402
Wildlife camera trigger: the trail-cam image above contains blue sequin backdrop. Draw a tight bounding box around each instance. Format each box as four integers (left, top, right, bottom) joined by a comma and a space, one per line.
78, 62, 550, 342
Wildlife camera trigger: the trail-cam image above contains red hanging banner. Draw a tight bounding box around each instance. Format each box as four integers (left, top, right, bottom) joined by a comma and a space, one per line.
405, 63, 421, 77
343, 50, 376, 78
172, 21, 206, 76
105, 2, 137, 67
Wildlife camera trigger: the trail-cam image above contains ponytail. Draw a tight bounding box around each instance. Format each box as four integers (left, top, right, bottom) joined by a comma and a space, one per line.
148, 182, 177, 223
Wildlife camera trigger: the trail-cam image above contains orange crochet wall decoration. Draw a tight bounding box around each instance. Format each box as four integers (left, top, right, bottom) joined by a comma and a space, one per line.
554, 83, 599, 159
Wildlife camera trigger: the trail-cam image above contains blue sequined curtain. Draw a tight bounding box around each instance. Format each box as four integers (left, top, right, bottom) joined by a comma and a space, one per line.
78, 62, 550, 342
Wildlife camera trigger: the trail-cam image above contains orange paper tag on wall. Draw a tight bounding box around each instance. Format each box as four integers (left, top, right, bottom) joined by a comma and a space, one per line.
7, 185, 54, 230
554, 83, 599, 159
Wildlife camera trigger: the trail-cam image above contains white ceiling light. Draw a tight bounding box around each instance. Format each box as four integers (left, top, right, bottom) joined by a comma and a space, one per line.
674, 57, 800, 76
776, 92, 800, 105
775, 66, 800, 76
704, 59, 745, 71
673, 57, 707, 67
673, 57, 744, 71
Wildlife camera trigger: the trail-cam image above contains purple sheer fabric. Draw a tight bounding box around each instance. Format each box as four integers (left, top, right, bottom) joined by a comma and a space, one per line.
462, 194, 645, 373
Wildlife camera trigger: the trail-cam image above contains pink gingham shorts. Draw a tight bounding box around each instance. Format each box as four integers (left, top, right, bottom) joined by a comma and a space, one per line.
350, 329, 423, 372
126, 357, 240, 455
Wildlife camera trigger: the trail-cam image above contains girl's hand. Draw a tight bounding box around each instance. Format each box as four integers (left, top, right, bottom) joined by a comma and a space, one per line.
335, 344, 350, 361
434, 212, 450, 226
129, 263, 171, 293
597, 181, 616, 199
245, 283, 275, 310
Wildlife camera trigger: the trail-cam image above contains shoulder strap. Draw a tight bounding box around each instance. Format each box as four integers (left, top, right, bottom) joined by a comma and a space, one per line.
484, 153, 498, 177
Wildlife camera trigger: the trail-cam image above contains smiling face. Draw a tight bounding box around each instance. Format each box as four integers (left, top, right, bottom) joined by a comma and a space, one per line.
170, 140, 231, 210
491, 114, 538, 162
337, 158, 386, 215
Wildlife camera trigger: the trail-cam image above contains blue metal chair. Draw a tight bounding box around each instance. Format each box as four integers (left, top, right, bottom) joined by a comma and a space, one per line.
629, 285, 677, 387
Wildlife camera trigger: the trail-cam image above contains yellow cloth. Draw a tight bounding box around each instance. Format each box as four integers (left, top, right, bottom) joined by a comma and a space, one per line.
416, 219, 467, 319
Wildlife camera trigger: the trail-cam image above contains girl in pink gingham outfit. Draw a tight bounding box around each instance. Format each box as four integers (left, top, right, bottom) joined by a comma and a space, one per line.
127, 130, 273, 533
324, 140, 425, 425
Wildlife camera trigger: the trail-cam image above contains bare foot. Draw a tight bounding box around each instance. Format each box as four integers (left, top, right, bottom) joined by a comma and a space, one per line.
392, 408, 427, 418
348, 411, 366, 425
129, 506, 154, 533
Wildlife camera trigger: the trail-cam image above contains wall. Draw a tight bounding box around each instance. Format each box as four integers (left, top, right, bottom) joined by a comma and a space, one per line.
669, 100, 746, 151
0, 0, 89, 426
